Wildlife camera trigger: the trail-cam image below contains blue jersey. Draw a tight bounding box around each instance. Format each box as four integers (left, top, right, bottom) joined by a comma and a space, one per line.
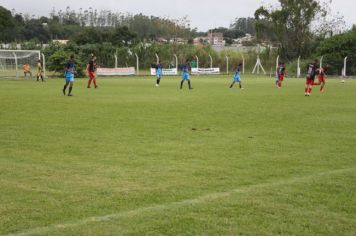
65, 59, 75, 81
234, 65, 241, 76
181, 63, 190, 80
156, 64, 162, 77
182, 63, 190, 73
65, 60, 75, 74
233, 65, 241, 82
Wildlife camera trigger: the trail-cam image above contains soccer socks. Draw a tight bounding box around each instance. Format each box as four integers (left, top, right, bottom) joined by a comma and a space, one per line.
180, 80, 184, 89
230, 82, 235, 88
156, 79, 160, 85
68, 86, 73, 96
308, 87, 312, 94
278, 81, 282, 88
93, 79, 97, 88
320, 83, 325, 92
87, 79, 92, 88
188, 80, 192, 89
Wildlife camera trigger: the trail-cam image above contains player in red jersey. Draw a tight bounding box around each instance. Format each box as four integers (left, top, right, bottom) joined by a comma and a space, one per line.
314, 64, 330, 92
277, 62, 286, 88
86, 55, 98, 89
305, 59, 318, 96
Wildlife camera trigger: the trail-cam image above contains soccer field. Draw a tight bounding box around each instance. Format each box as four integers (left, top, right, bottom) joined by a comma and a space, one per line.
0, 76, 355, 235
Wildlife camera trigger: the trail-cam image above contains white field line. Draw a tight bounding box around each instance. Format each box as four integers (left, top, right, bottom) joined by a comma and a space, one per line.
5, 167, 355, 236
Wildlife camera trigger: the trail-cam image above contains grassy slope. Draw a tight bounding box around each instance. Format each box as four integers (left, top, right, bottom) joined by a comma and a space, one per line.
0, 76, 355, 235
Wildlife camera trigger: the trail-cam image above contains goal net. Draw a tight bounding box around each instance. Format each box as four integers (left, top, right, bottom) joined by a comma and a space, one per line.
0, 50, 45, 79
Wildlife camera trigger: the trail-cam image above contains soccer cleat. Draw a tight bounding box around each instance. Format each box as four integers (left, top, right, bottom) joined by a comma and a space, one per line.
68, 94, 73, 97
87, 86, 91, 88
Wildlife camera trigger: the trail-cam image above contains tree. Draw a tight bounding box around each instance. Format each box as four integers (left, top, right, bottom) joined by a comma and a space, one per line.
0, 6, 17, 42
47, 50, 68, 74
230, 17, 256, 36
255, 0, 323, 59
317, 28, 356, 75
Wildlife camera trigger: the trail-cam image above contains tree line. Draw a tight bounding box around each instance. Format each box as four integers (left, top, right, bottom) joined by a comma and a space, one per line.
0, 1, 355, 75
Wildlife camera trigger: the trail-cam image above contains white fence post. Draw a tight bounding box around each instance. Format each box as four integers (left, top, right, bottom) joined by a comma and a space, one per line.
241, 54, 245, 74
12, 52, 18, 78
42, 53, 46, 78
195, 55, 199, 69
226, 55, 229, 75
209, 54, 213, 68
297, 56, 301, 78
155, 53, 159, 64
174, 54, 178, 70
276, 55, 280, 76
135, 53, 139, 75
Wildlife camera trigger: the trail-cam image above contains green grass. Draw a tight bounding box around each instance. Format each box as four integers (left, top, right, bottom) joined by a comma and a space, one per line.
0, 75, 355, 235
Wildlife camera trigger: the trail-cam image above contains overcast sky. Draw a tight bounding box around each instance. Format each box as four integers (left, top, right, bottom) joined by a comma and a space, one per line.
0, 0, 354, 31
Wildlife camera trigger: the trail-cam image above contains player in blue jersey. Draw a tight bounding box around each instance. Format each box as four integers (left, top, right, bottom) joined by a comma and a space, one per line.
155, 62, 163, 87
180, 60, 193, 89
62, 54, 76, 96
229, 63, 243, 89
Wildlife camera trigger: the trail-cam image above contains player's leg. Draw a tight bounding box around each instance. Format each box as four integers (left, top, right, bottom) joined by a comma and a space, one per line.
320, 77, 325, 92
229, 81, 235, 88
36, 72, 40, 81
87, 72, 93, 88
188, 79, 193, 89
320, 81, 325, 92
87, 78, 92, 88
63, 81, 69, 95
93, 74, 97, 88
307, 80, 313, 95
278, 76, 282, 88
68, 81, 74, 96
305, 79, 309, 95
156, 75, 161, 86
181, 73, 187, 89
40, 72, 44, 82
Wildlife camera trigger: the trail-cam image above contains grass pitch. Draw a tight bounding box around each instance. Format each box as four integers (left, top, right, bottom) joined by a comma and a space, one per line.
0, 75, 355, 235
